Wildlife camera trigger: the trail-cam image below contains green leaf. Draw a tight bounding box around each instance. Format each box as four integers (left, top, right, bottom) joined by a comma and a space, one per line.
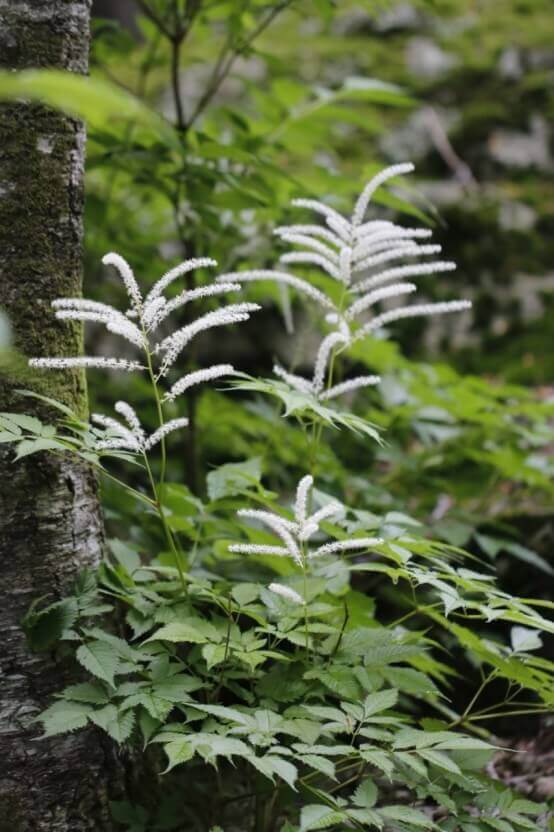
123, 692, 173, 722
0, 70, 179, 150
0, 412, 43, 432
15, 437, 64, 458
193, 734, 251, 762
76, 640, 120, 687
145, 622, 210, 644
206, 457, 263, 500
231, 583, 261, 606
362, 688, 398, 717
152, 675, 203, 702
298, 755, 335, 780
163, 738, 194, 773
379, 805, 434, 828
62, 682, 110, 705
248, 755, 298, 791
510, 626, 543, 653
89, 704, 134, 743
353, 777, 378, 808
40, 701, 91, 737
300, 804, 345, 831
23, 598, 78, 651
418, 749, 461, 775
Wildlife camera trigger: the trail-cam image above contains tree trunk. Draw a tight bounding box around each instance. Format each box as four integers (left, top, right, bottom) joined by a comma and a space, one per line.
0, 2, 115, 829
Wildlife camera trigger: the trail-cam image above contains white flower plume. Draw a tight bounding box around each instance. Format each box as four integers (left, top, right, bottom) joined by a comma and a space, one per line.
29, 357, 144, 372
268, 583, 303, 605
91, 405, 190, 455
163, 364, 237, 403
145, 418, 189, 450
228, 475, 381, 570
29, 255, 257, 398
219, 163, 470, 400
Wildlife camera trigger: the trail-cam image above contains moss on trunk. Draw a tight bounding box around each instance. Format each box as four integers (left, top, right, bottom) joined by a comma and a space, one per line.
0, 2, 117, 828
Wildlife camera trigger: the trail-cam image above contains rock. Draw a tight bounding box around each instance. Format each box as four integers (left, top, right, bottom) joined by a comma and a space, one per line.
497, 47, 524, 81
498, 200, 537, 231
374, 3, 426, 32
405, 37, 458, 80
334, 3, 427, 36
535, 775, 554, 800
488, 115, 552, 170
417, 179, 466, 206
380, 107, 459, 163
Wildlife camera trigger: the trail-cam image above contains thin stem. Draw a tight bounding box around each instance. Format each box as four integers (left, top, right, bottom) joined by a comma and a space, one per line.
135, 0, 173, 38
143, 451, 187, 592
170, 36, 186, 130
447, 672, 496, 729
468, 708, 547, 722
303, 569, 309, 656
185, 0, 294, 130
97, 466, 156, 508
328, 599, 349, 662
143, 339, 168, 489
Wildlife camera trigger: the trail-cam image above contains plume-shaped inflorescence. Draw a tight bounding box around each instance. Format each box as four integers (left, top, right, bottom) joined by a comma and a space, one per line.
229, 475, 383, 601
217, 163, 471, 401
29, 255, 259, 454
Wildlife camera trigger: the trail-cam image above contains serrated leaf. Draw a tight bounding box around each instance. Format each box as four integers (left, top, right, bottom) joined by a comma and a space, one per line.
146, 622, 209, 644
61, 682, 110, 705
76, 640, 120, 687
193, 734, 251, 761
298, 755, 335, 780
300, 804, 345, 831
152, 675, 203, 702
163, 738, 194, 772
353, 777, 378, 808
23, 598, 78, 651
418, 749, 461, 775
0, 412, 43, 433
40, 701, 91, 737
362, 688, 398, 718
124, 692, 173, 722
248, 755, 298, 791
379, 805, 433, 828
89, 704, 134, 743
207, 457, 262, 500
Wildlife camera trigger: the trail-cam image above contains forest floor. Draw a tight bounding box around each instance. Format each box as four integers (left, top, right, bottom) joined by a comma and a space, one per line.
489, 725, 554, 803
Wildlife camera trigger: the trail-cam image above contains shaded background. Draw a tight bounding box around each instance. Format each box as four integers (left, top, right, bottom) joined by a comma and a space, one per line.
89, 0, 554, 383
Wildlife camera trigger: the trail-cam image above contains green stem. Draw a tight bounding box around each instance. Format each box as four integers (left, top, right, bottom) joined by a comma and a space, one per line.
447, 672, 496, 729
97, 466, 156, 508
468, 708, 547, 722
144, 346, 168, 489
143, 451, 187, 592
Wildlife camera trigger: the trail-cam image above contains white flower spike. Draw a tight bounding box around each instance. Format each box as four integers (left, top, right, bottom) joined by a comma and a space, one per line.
268, 583, 303, 605
229, 162, 470, 401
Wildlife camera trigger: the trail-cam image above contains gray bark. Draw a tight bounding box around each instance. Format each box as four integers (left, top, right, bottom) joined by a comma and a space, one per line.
0, 2, 115, 829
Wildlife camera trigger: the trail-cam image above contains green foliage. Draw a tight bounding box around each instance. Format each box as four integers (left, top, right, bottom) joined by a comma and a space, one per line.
2, 1, 553, 830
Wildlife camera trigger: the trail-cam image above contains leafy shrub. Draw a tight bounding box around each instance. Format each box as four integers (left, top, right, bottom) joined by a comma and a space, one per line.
5, 166, 553, 831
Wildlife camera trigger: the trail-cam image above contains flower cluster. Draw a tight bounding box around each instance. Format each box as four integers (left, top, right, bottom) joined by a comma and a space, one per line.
230, 474, 383, 603
29, 255, 259, 453
218, 162, 471, 401
92, 401, 189, 454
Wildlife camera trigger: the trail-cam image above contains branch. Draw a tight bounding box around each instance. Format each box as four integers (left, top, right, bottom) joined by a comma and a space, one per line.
185, 0, 294, 130
135, 0, 173, 38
